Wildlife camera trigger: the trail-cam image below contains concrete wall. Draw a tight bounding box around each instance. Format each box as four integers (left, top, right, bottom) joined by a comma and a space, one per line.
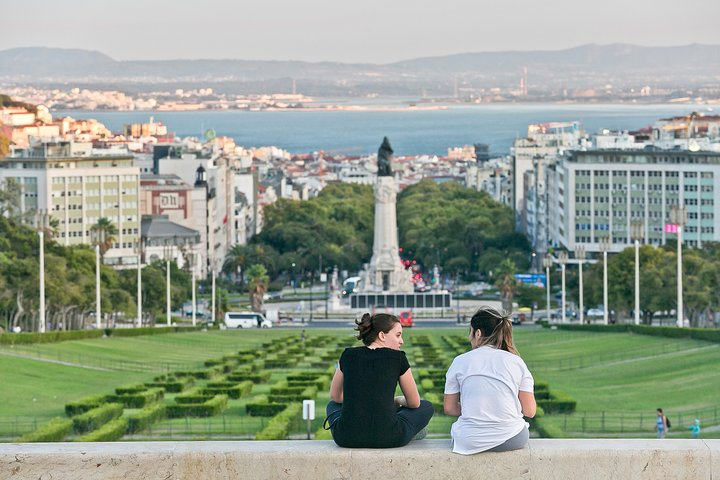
2, 439, 718, 480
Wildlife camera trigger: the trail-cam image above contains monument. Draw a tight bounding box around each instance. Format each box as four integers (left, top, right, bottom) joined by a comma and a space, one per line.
351, 137, 450, 311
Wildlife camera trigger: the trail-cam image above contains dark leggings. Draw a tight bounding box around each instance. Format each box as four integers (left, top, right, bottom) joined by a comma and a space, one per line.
325, 400, 434, 446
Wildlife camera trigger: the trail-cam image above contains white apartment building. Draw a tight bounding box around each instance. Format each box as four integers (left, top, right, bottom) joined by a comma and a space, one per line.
547, 149, 720, 253
465, 157, 512, 207
157, 153, 239, 275
0, 140, 140, 266
513, 121, 586, 231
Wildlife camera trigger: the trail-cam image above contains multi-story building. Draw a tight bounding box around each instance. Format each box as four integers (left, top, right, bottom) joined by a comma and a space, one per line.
513, 121, 586, 231
0, 140, 140, 265
547, 149, 720, 253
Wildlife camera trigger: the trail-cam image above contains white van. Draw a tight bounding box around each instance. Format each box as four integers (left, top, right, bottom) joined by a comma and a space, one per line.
224, 312, 272, 329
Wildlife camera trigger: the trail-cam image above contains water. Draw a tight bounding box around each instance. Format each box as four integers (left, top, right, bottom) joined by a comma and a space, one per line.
54, 103, 703, 156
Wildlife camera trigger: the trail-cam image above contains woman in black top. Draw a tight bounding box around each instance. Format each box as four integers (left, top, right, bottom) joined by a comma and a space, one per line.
325, 313, 434, 448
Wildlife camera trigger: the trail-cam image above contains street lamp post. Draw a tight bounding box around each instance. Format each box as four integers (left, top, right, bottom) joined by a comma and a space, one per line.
189, 252, 197, 327
164, 243, 173, 327
33, 210, 49, 333
599, 236, 611, 325
630, 221, 644, 325
671, 206, 687, 328
91, 229, 105, 330
542, 255, 552, 321
291, 262, 297, 295
134, 240, 143, 328
557, 251, 568, 323
575, 246, 586, 324
211, 258, 217, 326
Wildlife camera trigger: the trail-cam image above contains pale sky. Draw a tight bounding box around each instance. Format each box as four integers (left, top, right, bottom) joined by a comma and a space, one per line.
3, 0, 720, 63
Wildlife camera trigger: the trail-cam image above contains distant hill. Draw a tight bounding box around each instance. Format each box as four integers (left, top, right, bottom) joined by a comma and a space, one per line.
1, 44, 719, 96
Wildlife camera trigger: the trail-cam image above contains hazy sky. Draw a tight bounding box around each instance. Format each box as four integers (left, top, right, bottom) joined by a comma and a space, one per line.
4, 0, 720, 63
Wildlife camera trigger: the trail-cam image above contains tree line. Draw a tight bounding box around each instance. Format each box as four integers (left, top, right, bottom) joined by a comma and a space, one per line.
224, 180, 529, 288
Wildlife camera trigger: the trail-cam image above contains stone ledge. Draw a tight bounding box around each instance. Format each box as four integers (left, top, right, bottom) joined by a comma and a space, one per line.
2, 439, 718, 480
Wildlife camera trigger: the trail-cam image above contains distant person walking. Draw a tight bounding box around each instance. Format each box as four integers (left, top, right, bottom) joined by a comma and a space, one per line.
656, 408, 669, 438
690, 418, 701, 439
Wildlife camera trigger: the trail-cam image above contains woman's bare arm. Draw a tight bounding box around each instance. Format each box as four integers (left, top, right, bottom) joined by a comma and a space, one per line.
398, 369, 421, 408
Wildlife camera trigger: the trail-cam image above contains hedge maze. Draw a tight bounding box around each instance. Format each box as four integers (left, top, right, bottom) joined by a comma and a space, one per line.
17, 331, 577, 442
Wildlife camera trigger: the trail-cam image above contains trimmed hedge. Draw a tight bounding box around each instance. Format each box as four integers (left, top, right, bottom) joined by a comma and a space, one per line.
255, 403, 302, 440
105, 326, 203, 337
202, 380, 253, 399
0, 325, 203, 345
173, 366, 224, 379
77, 417, 129, 442
553, 323, 720, 343
528, 406, 565, 438
226, 371, 271, 384
105, 387, 164, 408
166, 394, 228, 418
0, 330, 103, 345
246, 402, 288, 417
537, 390, 577, 414
115, 384, 147, 395
126, 404, 166, 434
65, 395, 107, 417
72, 403, 123, 433
268, 385, 317, 404
17, 417, 73, 442
175, 388, 215, 404
144, 376, 194, 393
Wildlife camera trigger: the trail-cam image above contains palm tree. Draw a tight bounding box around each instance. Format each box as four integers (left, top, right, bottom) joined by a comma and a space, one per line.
224, 244, 250, 285
495, 258, 518, 313
90, 217, 117, 260
246, 264, 269, 313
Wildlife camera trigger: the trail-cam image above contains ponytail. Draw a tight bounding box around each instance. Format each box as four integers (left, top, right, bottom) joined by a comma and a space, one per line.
469, 306, 518, 355
355, 312, 399, 346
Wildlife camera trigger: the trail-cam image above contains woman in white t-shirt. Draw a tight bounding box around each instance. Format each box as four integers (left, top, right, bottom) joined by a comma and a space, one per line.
444, 306, 536, 454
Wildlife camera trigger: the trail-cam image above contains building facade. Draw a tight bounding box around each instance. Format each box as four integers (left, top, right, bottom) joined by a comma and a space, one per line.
547, 149, 720, 253
0, 140, 140, 266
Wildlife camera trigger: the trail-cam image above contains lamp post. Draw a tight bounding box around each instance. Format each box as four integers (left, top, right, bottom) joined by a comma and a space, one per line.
542, 255, 553, 321
134, 240, 143, 328
575, 246, 586, 324
557, 251, 568, 323
33, 210, 49, 333
211, 258, 217, 326
163, 242, 173, 327
291, 262, 297, 295
188, 251, 197, 327
630, 221, 644, 325
671, 206, 687, 328
599, 236, 611, 325
91, 229, 105, 330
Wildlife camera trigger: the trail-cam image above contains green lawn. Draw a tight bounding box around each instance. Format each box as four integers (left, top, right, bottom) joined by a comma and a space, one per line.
2, 326, 718, 440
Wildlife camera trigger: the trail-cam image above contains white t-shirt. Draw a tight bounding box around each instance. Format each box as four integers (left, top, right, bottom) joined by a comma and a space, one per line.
444, 346, 534, 454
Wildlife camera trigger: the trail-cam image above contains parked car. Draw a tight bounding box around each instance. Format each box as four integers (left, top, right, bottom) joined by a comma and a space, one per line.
224, 312, 272, 329
399, 310, 413, 327
587, 308, 604, 317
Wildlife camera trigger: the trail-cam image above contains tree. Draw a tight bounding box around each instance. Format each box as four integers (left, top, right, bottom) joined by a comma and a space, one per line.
495, 258, 518, 313
246, 264, 269, 313
0, 178, 22, 220
90, 218, 117, 260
